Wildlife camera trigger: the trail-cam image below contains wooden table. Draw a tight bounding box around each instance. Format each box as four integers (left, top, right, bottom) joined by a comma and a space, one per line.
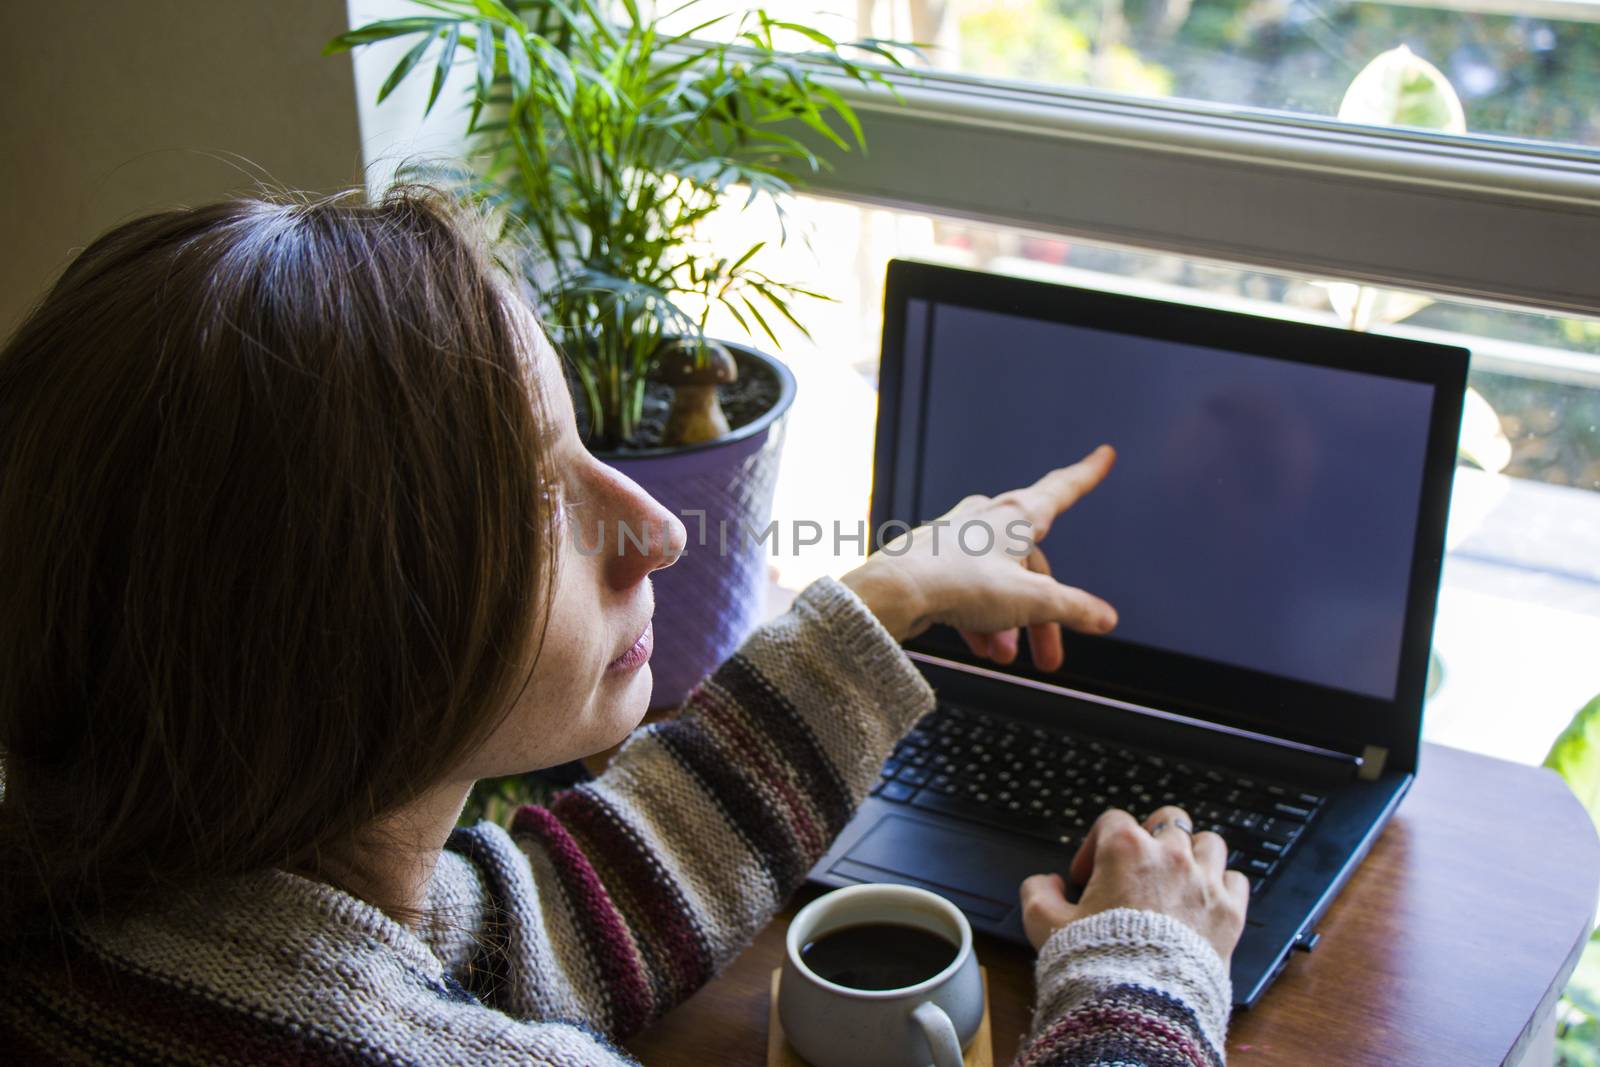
619, 742, 1599, 1066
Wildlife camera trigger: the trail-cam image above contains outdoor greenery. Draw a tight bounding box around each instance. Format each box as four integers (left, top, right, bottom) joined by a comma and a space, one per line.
329, 0, 910, 449
955, 0, 1600, 148
1544, 693, 1600, 1066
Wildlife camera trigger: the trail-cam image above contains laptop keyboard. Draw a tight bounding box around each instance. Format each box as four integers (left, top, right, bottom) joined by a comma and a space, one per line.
870, 702, 1326, 896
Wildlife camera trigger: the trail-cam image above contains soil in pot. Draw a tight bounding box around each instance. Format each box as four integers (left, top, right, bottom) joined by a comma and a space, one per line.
569, 346, 782, 453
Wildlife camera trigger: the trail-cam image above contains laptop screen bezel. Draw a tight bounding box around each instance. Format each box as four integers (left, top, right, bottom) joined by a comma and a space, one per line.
872, 259, 1468, 770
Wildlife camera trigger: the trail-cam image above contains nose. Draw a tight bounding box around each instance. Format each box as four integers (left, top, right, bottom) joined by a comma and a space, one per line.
592, 463, 685, 591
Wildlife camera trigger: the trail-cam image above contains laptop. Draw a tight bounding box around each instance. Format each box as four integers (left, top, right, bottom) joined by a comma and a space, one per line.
804, 258, 1468, 1008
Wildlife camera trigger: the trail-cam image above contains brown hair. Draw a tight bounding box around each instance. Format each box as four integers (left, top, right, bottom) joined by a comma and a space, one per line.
0, 185, 559, 936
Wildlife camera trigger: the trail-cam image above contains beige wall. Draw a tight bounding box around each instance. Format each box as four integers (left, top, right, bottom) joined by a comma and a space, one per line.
0, 2, 364, 337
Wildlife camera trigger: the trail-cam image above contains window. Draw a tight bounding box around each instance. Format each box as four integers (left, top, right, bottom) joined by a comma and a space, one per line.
690, 193, 1600, 763
848, 0, 1600, 150
664, 1, 1600, 324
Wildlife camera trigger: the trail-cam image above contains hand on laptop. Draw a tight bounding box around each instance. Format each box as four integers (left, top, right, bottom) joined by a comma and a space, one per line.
1018, 805, 1250, 964
839, 444, 1119, 672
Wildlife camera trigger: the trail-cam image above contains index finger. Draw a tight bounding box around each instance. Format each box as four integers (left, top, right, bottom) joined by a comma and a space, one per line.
1014, 444, 1116, 541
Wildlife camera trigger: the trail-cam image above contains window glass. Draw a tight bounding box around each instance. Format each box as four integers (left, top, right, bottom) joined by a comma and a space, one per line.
679, 0, 1600, 150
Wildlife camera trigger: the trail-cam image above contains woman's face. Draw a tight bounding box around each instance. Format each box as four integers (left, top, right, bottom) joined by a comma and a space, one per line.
459, 319, 686, 780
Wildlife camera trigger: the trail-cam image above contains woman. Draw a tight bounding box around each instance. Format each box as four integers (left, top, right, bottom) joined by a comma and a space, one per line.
0, 187, 1245, 1065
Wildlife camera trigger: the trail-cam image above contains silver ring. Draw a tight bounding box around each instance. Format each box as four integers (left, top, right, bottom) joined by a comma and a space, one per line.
1149, 818, 1194, 837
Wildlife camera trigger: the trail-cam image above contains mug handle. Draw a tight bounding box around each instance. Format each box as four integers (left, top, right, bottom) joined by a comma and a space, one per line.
911, 1001, 964, 1067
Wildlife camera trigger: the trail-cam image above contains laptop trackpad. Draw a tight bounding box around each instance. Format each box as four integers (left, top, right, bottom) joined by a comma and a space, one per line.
831, 813, 1053, 921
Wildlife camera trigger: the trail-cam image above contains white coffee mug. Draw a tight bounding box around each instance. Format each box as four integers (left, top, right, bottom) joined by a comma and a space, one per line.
778, 884, 984, 1067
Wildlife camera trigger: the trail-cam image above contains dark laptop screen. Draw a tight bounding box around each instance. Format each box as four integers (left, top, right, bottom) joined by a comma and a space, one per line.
896, 299, 1437, 701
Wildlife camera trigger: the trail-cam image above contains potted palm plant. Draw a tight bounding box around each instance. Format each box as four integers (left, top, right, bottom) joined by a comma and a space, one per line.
329, 0, 907, 709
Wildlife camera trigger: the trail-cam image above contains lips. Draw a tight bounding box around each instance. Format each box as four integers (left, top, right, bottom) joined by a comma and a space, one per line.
606, 621, 654, 673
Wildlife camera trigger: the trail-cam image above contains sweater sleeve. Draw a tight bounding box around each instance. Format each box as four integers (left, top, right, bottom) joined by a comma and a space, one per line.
1010, 907, 1234, 1067
437, 574, 1232, 1066
442, 575, 938, 1041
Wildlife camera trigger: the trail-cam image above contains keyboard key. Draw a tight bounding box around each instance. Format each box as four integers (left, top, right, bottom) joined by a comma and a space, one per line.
1221, 787, 1264, 809
1225, 809, 1263, 832
917, 791, 1077, 842
879, 780, 917, 803
895, 766, 931, 786
1063, 814, 1092, 833
911, 790, 1003, 825
1271, 801, 1315, 822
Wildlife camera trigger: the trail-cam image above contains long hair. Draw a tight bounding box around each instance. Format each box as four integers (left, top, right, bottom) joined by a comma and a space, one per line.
0, 185, 559, 936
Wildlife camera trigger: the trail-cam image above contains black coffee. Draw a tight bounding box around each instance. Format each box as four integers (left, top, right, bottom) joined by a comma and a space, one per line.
800, 921, 959, 991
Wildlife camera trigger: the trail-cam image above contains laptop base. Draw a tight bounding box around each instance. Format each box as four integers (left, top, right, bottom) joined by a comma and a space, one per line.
805, 661, 1414, 1008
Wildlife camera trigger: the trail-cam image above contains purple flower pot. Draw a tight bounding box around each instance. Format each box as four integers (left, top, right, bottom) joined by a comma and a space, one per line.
599, 342, 797, 709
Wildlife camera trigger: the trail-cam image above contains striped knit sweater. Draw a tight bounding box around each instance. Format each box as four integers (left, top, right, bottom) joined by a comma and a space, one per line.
2, 576, 1231, 1065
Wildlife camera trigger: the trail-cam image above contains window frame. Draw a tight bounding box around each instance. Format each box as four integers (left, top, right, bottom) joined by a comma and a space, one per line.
785, 65, 1600, 320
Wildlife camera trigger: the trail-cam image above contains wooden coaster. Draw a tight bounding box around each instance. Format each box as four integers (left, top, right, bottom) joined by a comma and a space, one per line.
766, 966, 992, 1067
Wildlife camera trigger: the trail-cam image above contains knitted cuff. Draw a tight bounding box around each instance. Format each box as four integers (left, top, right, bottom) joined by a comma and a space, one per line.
787, 575, 938, 737
1032, 907, 1234, 1056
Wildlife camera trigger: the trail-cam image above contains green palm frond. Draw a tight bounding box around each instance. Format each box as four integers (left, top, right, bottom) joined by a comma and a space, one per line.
331, 0, 912, 447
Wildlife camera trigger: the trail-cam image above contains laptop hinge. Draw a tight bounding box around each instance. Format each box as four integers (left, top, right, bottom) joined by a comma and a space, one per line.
909, 650, 1363, 770
1357, 745, 1389, 781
